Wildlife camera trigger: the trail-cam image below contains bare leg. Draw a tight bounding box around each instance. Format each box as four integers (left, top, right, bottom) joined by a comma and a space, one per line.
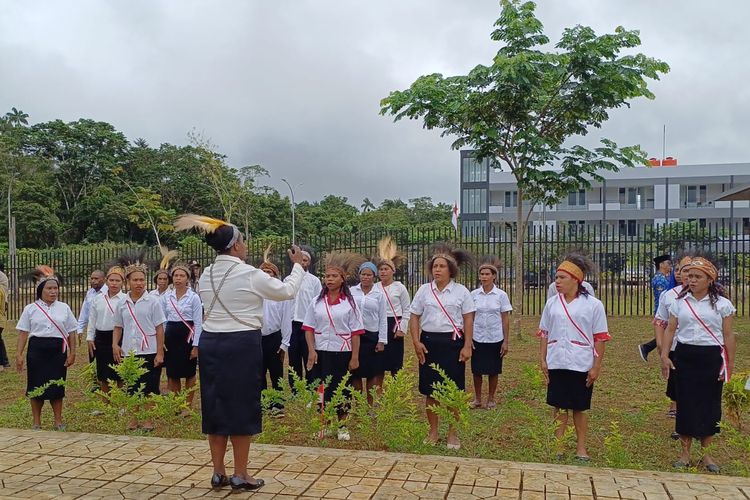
230, 435, 257, 481
168, 378, 181, 394
426, 396, 439, 443
487, 374, 499, 405
572, 410, 588, 457
678, 435, 692, 463
30, 399, 44, 427
472, 374, 483, 406
553, 408, 569, 440
141, 402, 156, 430
699, 436, 716, 466
50, 399, 63, 427
185, 376, 197, 407
447, 408, 461, 447
352, 378, 363, 395
208, 434, 228, 475
365, 376, 382, 405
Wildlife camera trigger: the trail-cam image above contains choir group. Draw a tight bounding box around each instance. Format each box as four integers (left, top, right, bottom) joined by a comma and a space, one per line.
9, 213, 739, 490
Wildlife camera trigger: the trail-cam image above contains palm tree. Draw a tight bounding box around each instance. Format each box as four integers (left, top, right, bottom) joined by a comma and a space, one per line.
4, 107, 29, 127
361, 197, 375, 213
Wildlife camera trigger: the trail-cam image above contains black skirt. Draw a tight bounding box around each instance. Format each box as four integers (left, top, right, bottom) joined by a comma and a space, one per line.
126, 354, 162, 396
94, 329, 121, 384
418, 331, 465, 397
164, 321, 197, 379
674, 342, 723, 437
351, 330, 384, 380
199, 330, 263, 436
665, 350, 677, 401
547, 369, 593, 411
471, 340, 504, 375
383, 317, 404, 373
26, 337, 67, 401
310, 350, 352, 402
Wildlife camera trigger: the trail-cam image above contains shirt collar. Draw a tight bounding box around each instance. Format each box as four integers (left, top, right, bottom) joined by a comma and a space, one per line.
215, 254, 243, 264
166, 287, 193, 299
431, 280, 455, 292
126, 292, 152, 305
686, 292, 710, 303
326, 293, 344, 305
478, 285, 498, 295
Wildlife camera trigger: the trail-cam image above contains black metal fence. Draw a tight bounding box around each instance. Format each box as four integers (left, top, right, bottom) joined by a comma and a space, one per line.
2, 222, 749, 320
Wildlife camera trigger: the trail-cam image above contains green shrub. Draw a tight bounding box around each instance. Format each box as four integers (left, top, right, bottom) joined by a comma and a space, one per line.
724, 372, 750, 431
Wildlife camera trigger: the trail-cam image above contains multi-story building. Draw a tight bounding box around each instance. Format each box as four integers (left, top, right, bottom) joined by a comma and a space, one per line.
459, 150, 750, 236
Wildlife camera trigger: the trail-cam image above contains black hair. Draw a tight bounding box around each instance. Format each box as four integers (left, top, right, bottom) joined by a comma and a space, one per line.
676, 257, 728, 309
153, 270, 172, 285
36, 278, 59, 300
426, 242, 473, 279
560, 252, 596, 297
206, 225, 238, 253
316, 280, 357, 311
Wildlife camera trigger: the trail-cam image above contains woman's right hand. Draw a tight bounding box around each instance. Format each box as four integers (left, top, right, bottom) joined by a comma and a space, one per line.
88, 341, 96, 358
414, 342, 428, 365
113, 346, 122, 364
540, 360, 549, 384
660, 354, 674, 379
288, 245, 304, 266
15, 354, 24, 373
306, 349, 318, 371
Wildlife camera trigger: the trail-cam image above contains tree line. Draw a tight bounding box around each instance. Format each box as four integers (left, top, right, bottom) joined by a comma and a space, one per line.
0, 110, 451, 249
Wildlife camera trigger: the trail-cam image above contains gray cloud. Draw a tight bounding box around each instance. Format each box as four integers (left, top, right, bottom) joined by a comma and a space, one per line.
1, 0, 748, 208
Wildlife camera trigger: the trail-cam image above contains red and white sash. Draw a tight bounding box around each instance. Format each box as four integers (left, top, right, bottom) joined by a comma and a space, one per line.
684, 299, 730, 382
382, 284, 400, 333
558, 294, 598, 358
430, 286, 462, 340
33, 302, 70, 353
103, 294, 116, 315
125, 301, 152, 351
170, 296, 195, 344
323, 297, 351, 351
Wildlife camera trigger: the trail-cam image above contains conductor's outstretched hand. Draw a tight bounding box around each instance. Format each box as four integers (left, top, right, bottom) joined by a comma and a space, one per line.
288, 245, 304, 266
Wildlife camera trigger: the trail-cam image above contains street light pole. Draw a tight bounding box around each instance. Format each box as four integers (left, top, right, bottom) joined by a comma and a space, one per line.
281, 178, 296, 246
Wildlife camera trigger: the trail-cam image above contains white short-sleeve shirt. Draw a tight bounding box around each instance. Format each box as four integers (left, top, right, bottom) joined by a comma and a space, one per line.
302, 295, 365, 352
653, 285, 683, 351
114, 292, 166, 356
538, 293, 609, 372
376, 281, 411, 333
86, 291, 127, 341
410, 281, 476, 333
262, 299, 293, 351
162, 288, 203, 346
669, 293, 735, 347
17, 300, 78, 339
351, 284, 388, 344
471, 285, 513, 343
547, 281, 595, 300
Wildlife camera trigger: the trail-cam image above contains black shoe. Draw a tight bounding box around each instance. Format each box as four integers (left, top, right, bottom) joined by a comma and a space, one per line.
210, 473, 229, 490
229, 475, 265, 491
637, 344, 649, 362
670, 431, 680, 440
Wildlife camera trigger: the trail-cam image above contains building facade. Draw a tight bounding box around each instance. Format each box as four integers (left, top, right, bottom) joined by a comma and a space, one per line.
459, 150, 750, 236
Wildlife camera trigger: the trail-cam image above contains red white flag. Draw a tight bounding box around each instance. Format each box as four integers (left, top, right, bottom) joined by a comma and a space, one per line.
451, 202, 459, 232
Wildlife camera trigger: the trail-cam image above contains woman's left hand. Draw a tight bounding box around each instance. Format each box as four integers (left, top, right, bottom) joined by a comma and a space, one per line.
190, 347, 199, 360
348, 357, 360, 371
459, 345, 472, 362
586, 365, 601, 387
375, 342, 385, 352
154, 352, 164, 367
500, 342, 508, 357
64, 353, 75, 367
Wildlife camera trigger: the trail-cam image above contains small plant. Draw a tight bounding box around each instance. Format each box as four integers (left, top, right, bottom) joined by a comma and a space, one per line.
604, 421, 640, 469
723, 372, 750, 431
427, 363, 471, 437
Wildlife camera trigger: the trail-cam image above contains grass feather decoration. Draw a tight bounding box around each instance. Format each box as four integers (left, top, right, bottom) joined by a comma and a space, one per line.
426, 242, 473, 274
324, 252, 367, 280
478, 255, 502, 272
158, 246, 179, 271
31, 265, 58, 285
376, 236, 404, 270
259, 244, 280, 276
174, 214, 229, 234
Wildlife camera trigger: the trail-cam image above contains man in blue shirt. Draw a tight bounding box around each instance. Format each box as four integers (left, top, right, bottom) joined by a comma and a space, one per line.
638, 254, 672, 361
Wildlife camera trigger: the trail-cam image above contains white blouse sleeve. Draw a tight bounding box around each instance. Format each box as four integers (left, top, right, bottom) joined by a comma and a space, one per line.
348, 302, 365, 334
86, 299, 99, 341
718, 299, 737, 318
191, 294, 203, 346
378, 294, 388, 344
397, 283, 411, 332
460, 287, 477, 315
16, 305, 32, 332
409, 285, 426, 316
62, 304, 78, 333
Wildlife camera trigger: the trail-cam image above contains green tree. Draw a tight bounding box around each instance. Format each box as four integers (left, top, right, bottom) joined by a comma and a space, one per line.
380, 0, 668, 334
3, 107, 29, 127
297, 195, 359, 237
361, 197, 376, 213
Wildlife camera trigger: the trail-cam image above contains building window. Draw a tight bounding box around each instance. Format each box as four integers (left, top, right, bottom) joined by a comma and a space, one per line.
618, 219, 638, 237
504, 190, 518, 208
462, 220, 487, 237
461, 157, 488, 183
568, 189, 586, 206
462, 188, 487, 214
568, 220, 586, 236
685, 185, 707, 206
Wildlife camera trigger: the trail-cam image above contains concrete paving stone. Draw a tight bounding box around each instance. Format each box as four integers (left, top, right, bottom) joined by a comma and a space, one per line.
307, 474, 382, 498
251, 468, 320, 496
150, 445, 213, 466
59, 457, 142, 481
520, 490, 545, 500
570, 494, 596, 500
100, 442, 176, 462
642, 492, 671, 500
264, 453, 336, 474
0, 451, 38, 472
4, 454, 91, 477
521, 470, 546, 492
545, 493, 571, 500
116, 461, 202, 486
386, 460, 456, 483
710, 486, 750, 499
325, 455, 396, 478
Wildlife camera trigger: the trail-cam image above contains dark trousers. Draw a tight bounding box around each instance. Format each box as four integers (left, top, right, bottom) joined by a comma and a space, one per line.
288, 321, 311, 386
641, 338, 657, 354
261, 331, 284, 391
0, 328, 9, 367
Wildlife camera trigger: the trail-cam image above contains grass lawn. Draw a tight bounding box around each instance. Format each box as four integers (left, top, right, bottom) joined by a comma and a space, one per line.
0, 316, 748, 476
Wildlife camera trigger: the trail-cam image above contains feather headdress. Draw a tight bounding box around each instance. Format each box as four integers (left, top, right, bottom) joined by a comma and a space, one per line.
478, 255, 502, 275
376, 236, 404, 271
259, 244, 280, 277
426, 242, 473, 275
31, 265, 59, 286
116, 250, 149, 278
324, 252, 367, 280
174, 213, 241, 251
154, 246, 178, 280
106, 266, 126, 280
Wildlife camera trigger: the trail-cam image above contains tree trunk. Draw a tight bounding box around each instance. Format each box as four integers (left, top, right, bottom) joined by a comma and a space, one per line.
513, 186, 525, 339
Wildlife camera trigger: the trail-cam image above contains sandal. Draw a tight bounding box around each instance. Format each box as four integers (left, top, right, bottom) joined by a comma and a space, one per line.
469, 400, 483, 409
574, 455, 591, 462
672, 460, 689, 469
486, 401, 497, 410
666, 409, 677, 418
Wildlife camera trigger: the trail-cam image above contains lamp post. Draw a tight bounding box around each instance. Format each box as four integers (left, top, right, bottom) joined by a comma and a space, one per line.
281, 178, 297, 246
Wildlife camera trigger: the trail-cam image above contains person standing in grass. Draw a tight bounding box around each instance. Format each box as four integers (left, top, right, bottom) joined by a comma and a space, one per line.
375, 236, 411, 376
410, 243, 475, 450
161, 261, 202, 415
538, 253, 610, 461
303, 252, 366, 441
112, 257, 166, 432
0, 262, 9, 371
15, 266, 77, 430
661, 257, 736, 473
638, 254, 672, 361
351, 261, 388, 404
289, 247, 323, 385
76, 269, 107, 358
470, 256, 512, 410
86, 266, 127, 393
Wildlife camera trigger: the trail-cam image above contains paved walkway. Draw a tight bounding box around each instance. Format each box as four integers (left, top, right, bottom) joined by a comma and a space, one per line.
0, 428, 748, 499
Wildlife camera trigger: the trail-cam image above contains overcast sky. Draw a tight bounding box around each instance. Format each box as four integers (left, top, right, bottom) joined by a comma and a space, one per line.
1, 1, 748, 208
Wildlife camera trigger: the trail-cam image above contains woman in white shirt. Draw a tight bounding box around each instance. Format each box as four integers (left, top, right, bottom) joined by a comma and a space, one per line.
15, 266, 77, 430
410, 243, 475, 450
375, 236, 411, 375
538, 254, 610, 461
176, 214, 305, 492
661, 258, 736, 473
162, 262, 203, 414
87, 266, 127, 392
470, 256, 512, 409
351, 261, 388, 404
303, 252, 366, 441
113, 260, 166, 431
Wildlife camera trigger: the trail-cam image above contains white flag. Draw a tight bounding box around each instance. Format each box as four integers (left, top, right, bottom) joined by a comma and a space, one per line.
451, 202, 459, 231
